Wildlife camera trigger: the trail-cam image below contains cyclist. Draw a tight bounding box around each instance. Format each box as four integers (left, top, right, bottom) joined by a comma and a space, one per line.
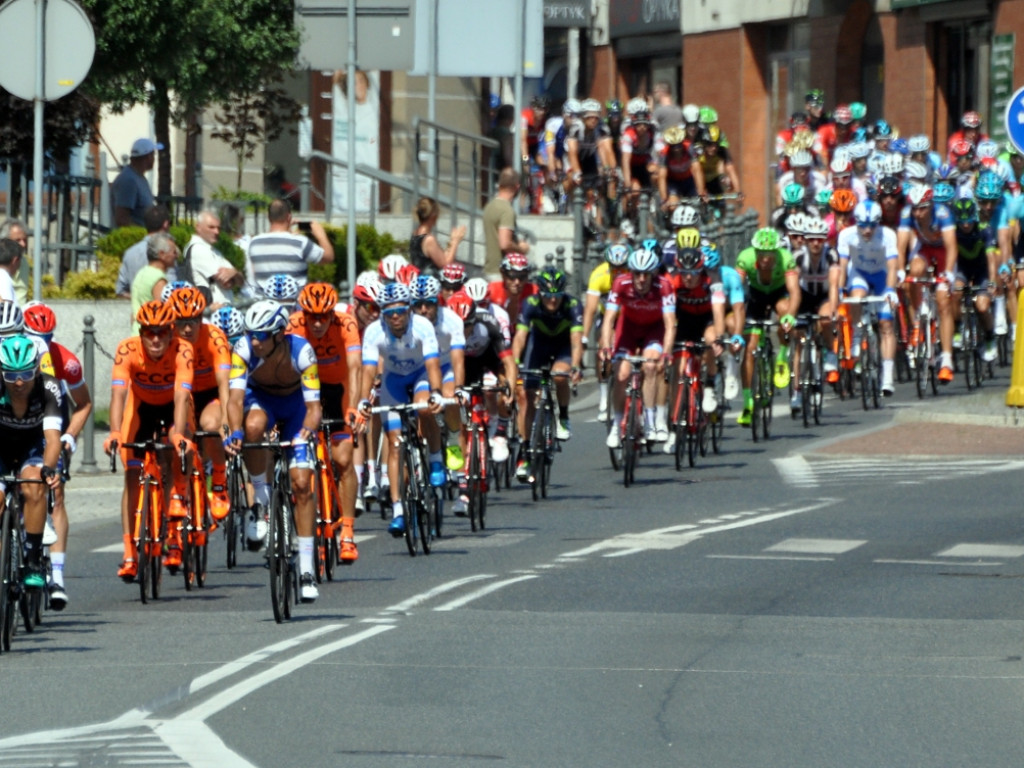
946, 111, 988, 165
792, 216, 841, 389
564, 98, 616, 222
733, 228, 801, 425
0, 335, 63, 592
974, 174, 1014, 341
702, 242, 747, 402
286, 282, 363, 563
826, 189, 858, 244
439, 262, 467, 304
951, 198, 998, 362
776, 150, 825, 207
658, 126, 705, 216
166, 287, 232, 521
620, 98, 658, 224
877, 175, 905, 229
489, 253, 537, 327
465, 277, 510, 345
897, 185, 956, 383
104, 301, 195, 581
511, 267, 583, 479
225, 300, 323, 603
344, 273, 383, 508
771, 182, 815, 233
359, 281, 446, 536
601, 244, 676, 447
583, 243, 630, 421
605, 99, 625, 167
21, 302, 91, 609
827, 157, 869, 203
521, 95, 550, 172
697, 125, 741, 199
836, 200, 899, 395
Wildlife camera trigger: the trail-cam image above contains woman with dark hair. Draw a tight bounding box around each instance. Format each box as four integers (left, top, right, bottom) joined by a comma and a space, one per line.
409, 196, 466, 274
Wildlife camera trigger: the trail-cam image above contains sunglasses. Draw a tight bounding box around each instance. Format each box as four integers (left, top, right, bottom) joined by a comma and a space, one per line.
2, 369, 35, 383
358, 301, 380, 313
678, 269, 702, 277
504, 274, 527, 282
382, 307, 409, 317
175, 318, 200, 328
308, 312, 334, 324
412, 300, 438, 309
249, 330, 276, 342
141, 326, 172, 339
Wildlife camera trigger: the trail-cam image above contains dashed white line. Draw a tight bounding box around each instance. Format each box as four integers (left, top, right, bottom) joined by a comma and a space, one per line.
382, 574, 496, 615
432, 575, 539, 612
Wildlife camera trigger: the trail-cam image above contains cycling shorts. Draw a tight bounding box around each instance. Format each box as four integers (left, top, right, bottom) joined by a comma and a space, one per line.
676, 311, 713, 343
747, 287, 791, 322
954, 257, 989, 291
613, 320, 664, 357
244, 387, 313, 469
192, 386, 219, 421
911, 241, 946, 275
522, 336, 572, 390
321, 383, 351, 441
847, 270, 895, 321
0, 439, 45, 493
629, 164, 652, 189
120, 400, 176, 469
666, 177, 697, 199
465, 348, 504, 386
380, 367, 430, 409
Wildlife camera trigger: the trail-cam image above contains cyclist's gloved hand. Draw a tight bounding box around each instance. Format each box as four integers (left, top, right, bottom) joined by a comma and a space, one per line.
455, 388, 471, 406
942, 271, 956, 285
60, 433, 77, 454
779, 314, 796, 331
897, 269, 906, 284
427, 391, 444, 410
358, 398, 372, 416
103, 432, 120, 456
883, 289, 899, 307
731, 334, 746, 349
171, 433, 194, 453
224, 429, 244, 449
999, 263, 1012, 277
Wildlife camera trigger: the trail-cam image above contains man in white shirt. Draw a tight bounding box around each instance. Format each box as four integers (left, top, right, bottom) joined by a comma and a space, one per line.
184, 210, 243, 308
0, 238, 24, 304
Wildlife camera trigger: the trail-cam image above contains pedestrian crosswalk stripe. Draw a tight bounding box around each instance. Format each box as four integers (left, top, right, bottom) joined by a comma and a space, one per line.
765, 537, 867, 554
773, 456, 1024, 488
936, 544, 1024, 558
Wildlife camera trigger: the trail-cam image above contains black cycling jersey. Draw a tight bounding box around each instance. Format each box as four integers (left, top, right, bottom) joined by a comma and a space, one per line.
0, 373, 63, 440
794, 244, 839, 299
568, 122, 610, 175
464, 313, 507, 358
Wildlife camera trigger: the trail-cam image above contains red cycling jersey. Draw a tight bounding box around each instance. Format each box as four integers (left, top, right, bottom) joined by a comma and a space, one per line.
620, 125, 655, 166
607, 273, 675, 327
660, 143, 695, 180
488, 280, 537, 312
47, 341, 85, 391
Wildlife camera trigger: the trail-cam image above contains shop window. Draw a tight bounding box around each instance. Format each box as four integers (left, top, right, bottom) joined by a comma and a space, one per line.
942, 19, 991, 133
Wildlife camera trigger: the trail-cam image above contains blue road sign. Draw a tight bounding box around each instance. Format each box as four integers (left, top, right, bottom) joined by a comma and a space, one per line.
1006, 85, 1024, 154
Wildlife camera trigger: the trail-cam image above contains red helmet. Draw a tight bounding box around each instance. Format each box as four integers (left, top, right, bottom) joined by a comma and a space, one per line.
501, 253, 529, 274
396, 263, 420, 286
950, 139, 974, 158
445, 291, 476, 322
833, 105, 853, 125
23, 301, 57, 334
440, 262, 466, 287
961, 111, 982, 129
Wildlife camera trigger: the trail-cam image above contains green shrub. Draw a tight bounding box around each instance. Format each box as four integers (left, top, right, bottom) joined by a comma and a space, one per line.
169, 223, 194, 253
60, 253, 119, 298
215, 232, 247, 273
96, 226, 146, 259
308, 224, 407, 286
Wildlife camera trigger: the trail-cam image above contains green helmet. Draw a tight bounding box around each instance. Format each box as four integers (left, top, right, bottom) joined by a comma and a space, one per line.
782, 182, 806, 206
751, 228, 780, 251
0, 334, 38, 373
849, 102, 867, 121
536, 267, 567, 297
699, 105, 718, 124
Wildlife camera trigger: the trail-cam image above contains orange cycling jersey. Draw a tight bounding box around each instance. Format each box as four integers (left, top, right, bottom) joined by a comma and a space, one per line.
111, 336, 194, 405
191, 323, 232, 392
286, 310, 361, 385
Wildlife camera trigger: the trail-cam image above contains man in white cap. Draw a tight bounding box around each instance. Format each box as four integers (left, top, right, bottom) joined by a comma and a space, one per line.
111, 137, 162, 228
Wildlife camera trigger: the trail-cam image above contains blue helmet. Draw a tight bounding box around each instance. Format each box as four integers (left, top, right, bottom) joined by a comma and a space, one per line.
701, 243, 720, 270
641, 237, 662, 260
261, 274, 301, 303
853, 199, 882, 227
211, 306, 244, 341
889, 137, 909, 156
379, 281, 411, 307
975, 174, 1004, 201
932, 182, 955, 205
410, 275, 441, 302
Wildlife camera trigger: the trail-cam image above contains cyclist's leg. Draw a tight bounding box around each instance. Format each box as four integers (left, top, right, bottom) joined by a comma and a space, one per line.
551, 344, 574, 439
17, 450, 48, 587
197, 390, 230, 519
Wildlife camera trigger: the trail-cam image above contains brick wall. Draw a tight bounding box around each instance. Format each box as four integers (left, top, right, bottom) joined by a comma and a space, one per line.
740, 25, 769, 222
833, 1, 872, 105
809, 16, 841, 106
879, 11, 932, 140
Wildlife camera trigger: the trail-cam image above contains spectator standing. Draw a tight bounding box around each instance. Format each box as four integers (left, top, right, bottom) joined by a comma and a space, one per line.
115, 204, 173, 298
185, 210, 243, 308
409, 197, 466, 275
130, 232, 179, 332
111, 138, 161, 228
1, 219, 29, 303
652, 82, 683, 131
0, 238, 25, 304
482, 168, 530, 279
245, 199, 334, 287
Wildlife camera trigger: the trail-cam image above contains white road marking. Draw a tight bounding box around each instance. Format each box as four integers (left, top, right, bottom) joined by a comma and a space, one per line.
772, 455, 817, 487
936, 544, 1024, 558
766, 538, 867, 554
433, 575, 539, 612
707, 554, 835, 562
382, 574, 496, 614
154, 720, 257, 767
874, 559, 1003, 567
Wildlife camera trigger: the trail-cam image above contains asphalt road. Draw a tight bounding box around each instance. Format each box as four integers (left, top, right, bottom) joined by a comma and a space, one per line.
1, 367, 1024, 767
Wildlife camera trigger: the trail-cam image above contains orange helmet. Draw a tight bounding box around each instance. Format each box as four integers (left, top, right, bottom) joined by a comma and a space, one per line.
136, 300, 176, 328
169, 286, 207, 319
298, 282, 338, 314
829, 189, 857, 214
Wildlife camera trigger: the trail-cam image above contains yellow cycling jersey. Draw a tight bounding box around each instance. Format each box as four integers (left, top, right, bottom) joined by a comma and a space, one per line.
587, 262, 613, 297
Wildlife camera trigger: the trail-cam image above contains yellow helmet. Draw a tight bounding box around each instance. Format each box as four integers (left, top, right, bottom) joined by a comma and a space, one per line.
663, 126, 685, 146
676, 227, 701, 250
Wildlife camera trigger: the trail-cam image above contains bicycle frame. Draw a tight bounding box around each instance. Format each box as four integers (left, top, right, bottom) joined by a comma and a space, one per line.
118, 438, 173, 604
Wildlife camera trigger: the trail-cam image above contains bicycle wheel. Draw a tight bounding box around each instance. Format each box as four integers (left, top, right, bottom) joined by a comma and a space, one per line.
529, 406, 546, 501
468, 432, 482, 533
149, 507, 163, 602
418, 485, 434, 556
673, 386, 688, 471
196, 515, 209, 589
621, 396, 636, 487
914, 336, 927, 399
800, 343, 812, 428
136, 488, 151, 605
759, 356, 773, 438
182, 485, 196, 592
859, 336, 871, 411
540, 405, 554, 499
268, 484, 289, 623
225, 464, 242, 569
0, 503, 17, 651
749, 356, 761, 442
687, 382, 699, 468
398, 441, 418, 557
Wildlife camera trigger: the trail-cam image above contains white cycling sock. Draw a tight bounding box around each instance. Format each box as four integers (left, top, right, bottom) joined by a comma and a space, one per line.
645, 407, 656, 428
51, 552, 65, 586
298, 537, 314, 576
354, 464, 364, 485
251, 473, 270, 507
655, 405, 667, 424
392, 500, 404, 518
598, 382, 609, 407
882, 360, 894, 382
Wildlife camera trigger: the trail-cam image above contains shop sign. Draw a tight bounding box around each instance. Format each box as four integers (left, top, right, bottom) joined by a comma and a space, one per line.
544, 0, 589, 27
990, 34, 1014, 146
609, 0, 680, 38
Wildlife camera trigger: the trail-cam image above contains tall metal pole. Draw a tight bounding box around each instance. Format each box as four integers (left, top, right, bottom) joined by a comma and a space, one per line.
512, 0, 524, 178
427, 0, 436, 196
32, 0, 46, 301
346, 0, 357, 287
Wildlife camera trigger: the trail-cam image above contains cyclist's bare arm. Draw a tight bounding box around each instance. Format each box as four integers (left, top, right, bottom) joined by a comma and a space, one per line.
621, 153, 634, 188
582, 292, 601, 340
942, 228, 957, 275
600, 306, 619, 353
106, 388, 128, 454
511, 326, 529, 364
784, 271, 802, 318
692, 161, 707, 197
896, 229, 912, 273
597, 138, 615, 171
657, 166, 669, 204
65, 382, 93, 445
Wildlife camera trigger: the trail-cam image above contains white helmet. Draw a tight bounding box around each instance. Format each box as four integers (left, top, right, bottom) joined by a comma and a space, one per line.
562, 98, 581, 117
785, 212, 807, 234
803, 216, 829, 238
243, 300, 289, 334
580, 98, 601, 117
377, 254, 408, 282
906, 184, 932, 207
463, 277, 490, 303
671, 205, 700, 228
907, 134, 930, 153
681, 104, 700, 124
904, 160, 928, 181
788, 149, 813, 168
976, 139, 999, 160
0, 301, 24, 336
882, 153, 905, 175
848, 141, 871, 159
626, 97, 649, 118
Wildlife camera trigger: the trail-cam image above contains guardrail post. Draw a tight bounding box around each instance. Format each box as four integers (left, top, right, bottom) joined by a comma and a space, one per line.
638, 190, 650, 239
572, 187, 584, 287
78, 315, 98, 474
339, 279, 351, 302
300, 166, 311, 213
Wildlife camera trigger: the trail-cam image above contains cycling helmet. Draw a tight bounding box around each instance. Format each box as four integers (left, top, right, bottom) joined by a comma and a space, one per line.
805, 88, 825, 106
159, 279, 193, 304
788, 149, 813, 168
932, 182, 955, 204
260, 274, 300, 302
641, 237, 662, 260
953, 198, 978, 224
904, 160, 929, 181
682, 104, 700, 124
853, 200, 882, 227
378, 281, 411, 308
501, 253, 530, 274
976, 139, 999, 160
961, 110, 982, 129
782, 182, 806, 206
878, 175, 902, 196
605, 99, 623, 115
867, 154, 888, 178
848, 141, 871, 159
536, 268, 567, 297
830, 189, 857, 213
605, 243, 630, 267
136, 300, 175, 329
849, 102, 867, 121
881, 154, 905, 176
211, 306, 244, 340
785, 212, 807, 234
22, 302, 56, 335
751, 227, 780, 251
815, 188, 833, 208
661, 240, 678, 266
830, 157, 853, 176
626, 97, 649, 118
0, 334, 37, 372
906, 185, 933, 207
950, 140, 974, 158
463, 277, 490, 303
396, 263, 421, 286
701, 243, 720, 269
446, 292, 476, 322
975, 175, 1004, 201
353, 271, 382, 305
562, 98, 582, 117
627, 246, 660, 273
889, 137, 910, 156
675, 247, 703, 272
410, 274, 441, 302
671, 205, 700, 228
675, 227, 701, 250
833, 105, 853, 125
701, 125, 722, 145
934, 162, 958, 181
790, 111, 809, 128
1, 301, 27, 335
873, 119, 892, 139
169, 286, 207, 319
439, 262, 466, 287
244, 300, 289, 334
699, 106, 719, 124
906, 135, 930, 154
663, 126, 686, 146
580, 98, 601, 117
803, 216, 829, 239
531, 95, 551, 111
298, 282, 339, 314
377, 253, 408, 282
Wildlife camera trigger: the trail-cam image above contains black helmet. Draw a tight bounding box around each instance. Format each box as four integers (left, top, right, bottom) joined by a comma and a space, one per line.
536, 267, 567, 297
675, 247, 704, 272
878, 175, 902, 197
531, 94, 551, 111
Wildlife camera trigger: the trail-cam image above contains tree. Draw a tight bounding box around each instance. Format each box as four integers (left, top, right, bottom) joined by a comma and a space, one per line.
211, 77, 303, 191
80, 0, 301, 197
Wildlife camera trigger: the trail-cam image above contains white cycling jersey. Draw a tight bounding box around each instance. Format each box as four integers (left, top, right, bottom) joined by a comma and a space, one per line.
836, 224, 898, 275
432, 305, 466, 365
362, 313, 439, 376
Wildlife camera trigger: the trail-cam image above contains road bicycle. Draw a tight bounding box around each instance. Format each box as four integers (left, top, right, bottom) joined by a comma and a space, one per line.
669, 341, 710, 469
841, 296, 888, 411
607, 355, 648, 487
904, 275, 940, 398
0, 475, 51, 651
745, 319, 777, 442
794, 313, 829, 427
312, 418, 350, 582
224, 451, 248, 569
954, 284, 989, 390
181, 431, 220, 591
461, 381, 504, 532
520, 367, 571, 499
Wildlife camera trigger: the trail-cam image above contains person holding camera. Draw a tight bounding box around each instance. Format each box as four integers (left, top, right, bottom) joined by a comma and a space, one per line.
246, 199, 335, 289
